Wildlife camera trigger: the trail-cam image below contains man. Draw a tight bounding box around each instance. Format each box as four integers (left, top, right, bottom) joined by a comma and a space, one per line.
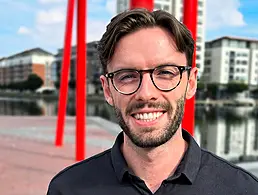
47, 9, 258, 194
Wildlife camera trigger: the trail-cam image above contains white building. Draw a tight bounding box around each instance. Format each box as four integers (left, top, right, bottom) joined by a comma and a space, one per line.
0, 48, 55, 88
203, 36, 258, 86
117, 0, 206, 78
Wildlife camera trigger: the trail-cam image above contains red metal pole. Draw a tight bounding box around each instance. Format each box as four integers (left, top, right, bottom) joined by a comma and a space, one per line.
182, 0, 198, 135
55, 0, 75, 146
76, 0, 86, 161
130, 0, 154, 11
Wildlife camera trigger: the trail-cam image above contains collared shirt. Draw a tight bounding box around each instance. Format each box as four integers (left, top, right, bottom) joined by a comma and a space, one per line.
47, 130, 258, 195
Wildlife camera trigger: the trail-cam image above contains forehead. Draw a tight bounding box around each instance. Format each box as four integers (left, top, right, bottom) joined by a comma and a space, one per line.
108, 27, 187, 71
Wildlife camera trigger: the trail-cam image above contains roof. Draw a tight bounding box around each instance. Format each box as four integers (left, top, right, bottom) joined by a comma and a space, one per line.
207, 36, 258, 44
6, 48, 53, 59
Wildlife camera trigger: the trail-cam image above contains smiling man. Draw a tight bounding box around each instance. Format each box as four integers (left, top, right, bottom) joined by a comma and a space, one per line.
47, 9, 258, 195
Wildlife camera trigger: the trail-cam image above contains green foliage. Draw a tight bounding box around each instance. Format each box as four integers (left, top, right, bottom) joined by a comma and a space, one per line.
226, 82, 248, 94
25, 74, 44, 91
206, 83, 219, 98
69, 80, 76, 89
251, 87, 258, 94
54, 81, 60, 89
1, 74, 43, 92
197, 82, 205, 91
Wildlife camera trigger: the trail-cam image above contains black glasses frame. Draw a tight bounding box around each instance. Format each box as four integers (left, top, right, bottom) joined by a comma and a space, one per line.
105, 64, 192, 95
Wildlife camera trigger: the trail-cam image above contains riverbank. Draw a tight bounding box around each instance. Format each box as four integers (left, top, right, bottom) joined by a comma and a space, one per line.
0, 91, 258, 107
0, 91, 105, 102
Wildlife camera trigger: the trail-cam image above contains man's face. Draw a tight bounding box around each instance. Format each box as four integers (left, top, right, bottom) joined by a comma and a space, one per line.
101, 27, 197, 148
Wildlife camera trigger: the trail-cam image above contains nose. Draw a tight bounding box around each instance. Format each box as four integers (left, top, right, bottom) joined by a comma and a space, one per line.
134, 73, 159, 101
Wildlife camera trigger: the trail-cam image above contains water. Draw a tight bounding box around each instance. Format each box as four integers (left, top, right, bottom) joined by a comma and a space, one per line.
0, 97, 258, 164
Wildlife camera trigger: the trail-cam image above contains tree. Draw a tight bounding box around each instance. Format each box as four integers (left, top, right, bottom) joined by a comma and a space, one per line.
54, 81, 60, 89
69, 79, 76, 89
207, 83, 219, 99
25, 74, 44, 91
226, 82, 248, 95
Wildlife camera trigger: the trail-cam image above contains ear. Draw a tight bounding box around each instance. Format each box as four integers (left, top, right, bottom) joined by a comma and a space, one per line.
100, 75, 114, 106
185, 67, 198, 99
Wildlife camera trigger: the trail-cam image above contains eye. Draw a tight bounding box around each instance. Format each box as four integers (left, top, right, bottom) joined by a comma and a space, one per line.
157, 70, 175, 76
114, 71, 139, 83
119, 74, 137, 81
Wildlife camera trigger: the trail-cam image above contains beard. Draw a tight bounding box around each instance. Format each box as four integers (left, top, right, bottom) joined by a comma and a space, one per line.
113, 96, 185, 148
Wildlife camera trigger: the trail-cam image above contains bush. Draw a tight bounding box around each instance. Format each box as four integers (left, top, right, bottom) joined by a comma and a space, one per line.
226, 82, 248, 94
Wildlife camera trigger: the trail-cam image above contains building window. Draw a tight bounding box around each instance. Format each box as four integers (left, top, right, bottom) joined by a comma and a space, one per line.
197, 36, 202, 42
205, 51, 211, 57
236, 60, 240, 64
163, 5, 169, 11
196, 63, 200, 68
205, 59, 211, 65
198, 10, 203, 16
197, 45, 201, 51
242, 60, 247, 65
241, 68, 245, 73
155, 3, 161, 9
236, 68, 240, 73
196, 55, 200, 60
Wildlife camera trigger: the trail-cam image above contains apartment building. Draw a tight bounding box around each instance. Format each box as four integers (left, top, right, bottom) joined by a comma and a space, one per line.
54, 41, 102, 84
203, 36, 258, 87
116, 0, 206, 78
0, 48, 55, 87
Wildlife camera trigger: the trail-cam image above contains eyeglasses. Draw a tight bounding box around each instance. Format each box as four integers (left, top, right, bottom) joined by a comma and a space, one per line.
105, 64, 191, 95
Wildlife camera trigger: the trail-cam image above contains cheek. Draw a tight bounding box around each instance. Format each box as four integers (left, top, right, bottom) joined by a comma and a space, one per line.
112, 94, 130, 113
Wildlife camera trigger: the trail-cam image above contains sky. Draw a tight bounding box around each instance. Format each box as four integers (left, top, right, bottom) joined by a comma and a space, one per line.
0, 0, 257, 57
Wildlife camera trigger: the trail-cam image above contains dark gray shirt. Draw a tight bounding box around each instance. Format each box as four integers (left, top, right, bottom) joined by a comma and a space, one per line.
47, 130, 258, 195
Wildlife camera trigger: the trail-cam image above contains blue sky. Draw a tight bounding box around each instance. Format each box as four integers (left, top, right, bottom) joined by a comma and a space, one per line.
0, 0, 257, 57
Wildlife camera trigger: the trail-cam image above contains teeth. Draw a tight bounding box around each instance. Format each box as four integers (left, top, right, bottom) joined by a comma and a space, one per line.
133, 112, 163, 121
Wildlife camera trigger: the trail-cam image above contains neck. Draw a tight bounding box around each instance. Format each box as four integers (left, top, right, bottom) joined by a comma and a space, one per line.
122, 128, 187, 193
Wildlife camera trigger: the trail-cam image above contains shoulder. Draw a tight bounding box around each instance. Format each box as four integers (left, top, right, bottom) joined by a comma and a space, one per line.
49, 149, 112, 185
200, 148, 258, 191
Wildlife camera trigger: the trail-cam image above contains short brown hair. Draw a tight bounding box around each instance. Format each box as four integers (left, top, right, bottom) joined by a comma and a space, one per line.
98, 8, 194, 73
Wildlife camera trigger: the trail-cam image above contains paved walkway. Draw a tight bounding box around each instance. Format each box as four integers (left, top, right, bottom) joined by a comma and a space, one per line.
0, 116, 257, 195
0, 116, 121, 195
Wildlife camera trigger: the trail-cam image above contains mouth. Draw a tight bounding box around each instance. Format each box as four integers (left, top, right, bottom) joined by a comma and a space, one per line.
131, 111, 166, 123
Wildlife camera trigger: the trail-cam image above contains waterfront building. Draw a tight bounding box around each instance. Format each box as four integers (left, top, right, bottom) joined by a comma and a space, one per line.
0, 48, 55, 88
54, 41, 101, 84
203, 36, 258, 87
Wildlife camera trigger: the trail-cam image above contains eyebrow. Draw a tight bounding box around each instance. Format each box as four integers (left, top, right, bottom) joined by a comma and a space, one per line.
112, 63, 182, 72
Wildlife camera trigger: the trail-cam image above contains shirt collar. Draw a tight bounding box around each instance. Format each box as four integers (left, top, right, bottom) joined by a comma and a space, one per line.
111, 129, 201, 184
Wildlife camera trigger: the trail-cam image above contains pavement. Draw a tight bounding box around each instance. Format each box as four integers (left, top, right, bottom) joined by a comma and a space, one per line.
0, 116, 121, 195
0, 116, 257, 195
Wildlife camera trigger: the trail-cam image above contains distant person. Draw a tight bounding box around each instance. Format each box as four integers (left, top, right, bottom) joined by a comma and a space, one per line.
47, 9, 258, 194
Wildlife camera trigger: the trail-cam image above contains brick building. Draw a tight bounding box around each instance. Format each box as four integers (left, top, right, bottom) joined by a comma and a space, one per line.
0, 48, 55, 88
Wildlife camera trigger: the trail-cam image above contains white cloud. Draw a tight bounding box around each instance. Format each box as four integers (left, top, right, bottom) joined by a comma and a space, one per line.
206, 0, 246, 30
36, 7, 66, 25
17, 0, 114, 51
38, 0, 66, 4
87, 20, 109, 42
17, 26, 31, 35
106, 0, 117, 16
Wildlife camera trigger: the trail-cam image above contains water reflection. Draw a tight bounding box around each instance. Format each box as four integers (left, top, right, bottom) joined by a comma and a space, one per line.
195, 105, 258, 163
0, 97, 258, 163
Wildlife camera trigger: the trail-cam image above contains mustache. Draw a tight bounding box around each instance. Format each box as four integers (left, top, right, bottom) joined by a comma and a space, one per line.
126, 101, 172, 115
